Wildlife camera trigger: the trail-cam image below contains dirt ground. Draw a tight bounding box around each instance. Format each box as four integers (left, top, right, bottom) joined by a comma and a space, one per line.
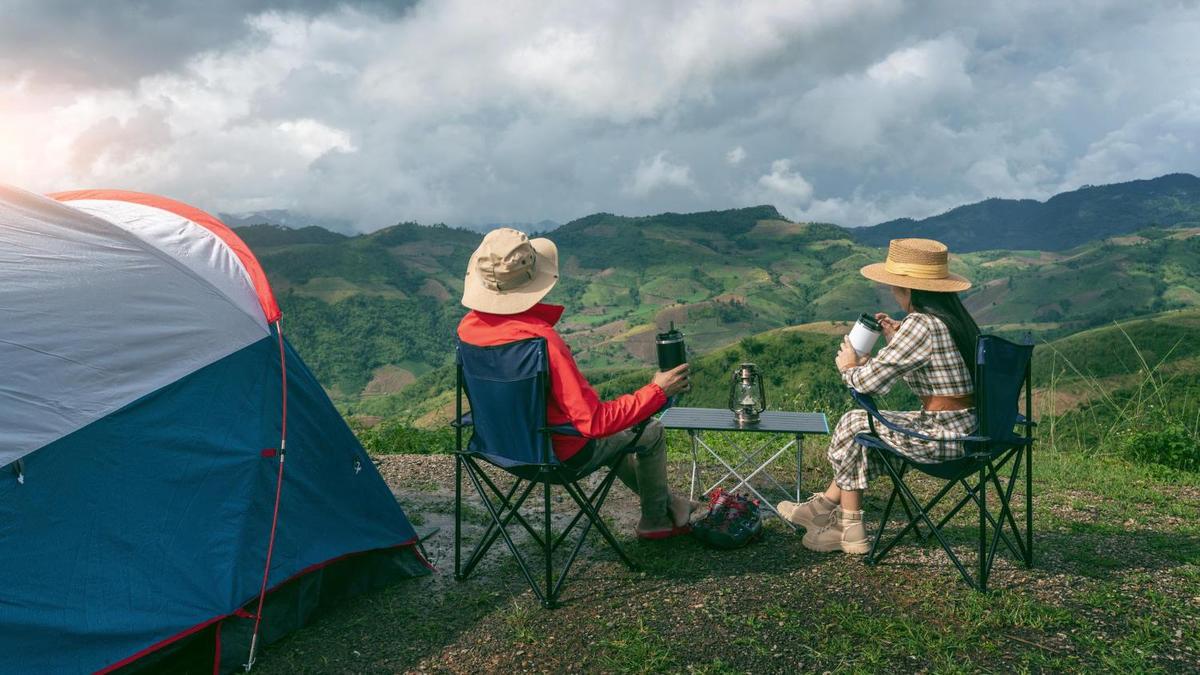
256, 452, 1200, 674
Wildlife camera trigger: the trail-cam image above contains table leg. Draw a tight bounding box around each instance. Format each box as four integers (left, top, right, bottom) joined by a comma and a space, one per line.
707, 435, 776, 491
689, 430, 699, 501
795, 434, 803, 502
699, 436, 793, 522
726, 441, 794, 495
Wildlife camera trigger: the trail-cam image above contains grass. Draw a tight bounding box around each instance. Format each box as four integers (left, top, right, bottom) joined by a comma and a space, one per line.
1038, 317, 1200, 472
254, 328, 1200, 673
254, 437, 1200, 673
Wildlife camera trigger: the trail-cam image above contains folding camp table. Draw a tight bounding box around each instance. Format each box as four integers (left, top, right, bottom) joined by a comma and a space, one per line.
659, 407, 829, 525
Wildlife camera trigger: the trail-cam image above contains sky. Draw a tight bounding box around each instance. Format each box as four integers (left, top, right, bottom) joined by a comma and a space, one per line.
1, 0, 1198, 231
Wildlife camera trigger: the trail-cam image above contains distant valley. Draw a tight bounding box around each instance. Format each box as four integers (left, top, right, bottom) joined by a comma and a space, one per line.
235, 174, 1200, 416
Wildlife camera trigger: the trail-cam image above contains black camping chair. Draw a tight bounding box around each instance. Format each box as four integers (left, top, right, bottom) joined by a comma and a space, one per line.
851, 334, 1035, 591
452, 337, 637, 608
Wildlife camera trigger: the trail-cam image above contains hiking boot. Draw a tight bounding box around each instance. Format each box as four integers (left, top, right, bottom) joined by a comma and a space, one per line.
801, 507, 870, 554
777, 493, 836, 530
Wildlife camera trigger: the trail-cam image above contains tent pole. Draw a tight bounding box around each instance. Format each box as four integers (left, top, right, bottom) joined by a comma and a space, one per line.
245, 319, 290, 672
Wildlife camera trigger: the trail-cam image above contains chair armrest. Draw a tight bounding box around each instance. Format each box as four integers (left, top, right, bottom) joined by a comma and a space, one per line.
849, 389, 990, 445
453, 412, 582, 436
542, 424, 584, 437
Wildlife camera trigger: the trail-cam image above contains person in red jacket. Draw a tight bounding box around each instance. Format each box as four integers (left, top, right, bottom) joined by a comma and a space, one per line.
458, 228, 698, 539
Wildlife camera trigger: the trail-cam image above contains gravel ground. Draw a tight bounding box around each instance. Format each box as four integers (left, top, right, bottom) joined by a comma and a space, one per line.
256, 453, 1200, 674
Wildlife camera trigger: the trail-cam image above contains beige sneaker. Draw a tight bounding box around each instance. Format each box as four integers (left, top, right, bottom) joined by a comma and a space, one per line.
801, 507, 870, 554
776, 493, 836, 530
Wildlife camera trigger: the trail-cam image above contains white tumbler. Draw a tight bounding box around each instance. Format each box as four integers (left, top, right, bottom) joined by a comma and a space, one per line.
848, 313, 882, 356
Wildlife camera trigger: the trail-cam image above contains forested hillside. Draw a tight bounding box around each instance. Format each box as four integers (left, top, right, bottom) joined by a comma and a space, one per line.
238, 176, 1200, 407
853, 173, 1200, 251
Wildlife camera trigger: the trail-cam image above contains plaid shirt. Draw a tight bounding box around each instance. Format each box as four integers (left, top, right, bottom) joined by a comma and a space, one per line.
841, 312, 973, 397
827, 312, 977, 490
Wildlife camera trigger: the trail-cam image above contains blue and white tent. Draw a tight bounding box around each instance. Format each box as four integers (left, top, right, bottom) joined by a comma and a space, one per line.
0, 186, 429, 673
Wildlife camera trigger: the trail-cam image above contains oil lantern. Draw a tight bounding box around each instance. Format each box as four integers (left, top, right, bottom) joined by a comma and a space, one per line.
728, 362, 767, 426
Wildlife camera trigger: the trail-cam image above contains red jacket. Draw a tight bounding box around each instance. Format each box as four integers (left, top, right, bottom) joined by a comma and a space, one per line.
457, 303, 667, 461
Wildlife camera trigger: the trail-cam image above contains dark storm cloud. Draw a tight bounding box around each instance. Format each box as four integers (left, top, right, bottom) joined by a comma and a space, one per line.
2, 1, 1198, 230
0, 0, 412, 86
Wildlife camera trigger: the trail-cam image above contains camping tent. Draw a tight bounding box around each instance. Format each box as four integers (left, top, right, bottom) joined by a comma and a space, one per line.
0, 186, 429, 673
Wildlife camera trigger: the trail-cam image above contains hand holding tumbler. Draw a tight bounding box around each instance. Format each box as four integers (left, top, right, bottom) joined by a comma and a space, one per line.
655, 323, 687, 407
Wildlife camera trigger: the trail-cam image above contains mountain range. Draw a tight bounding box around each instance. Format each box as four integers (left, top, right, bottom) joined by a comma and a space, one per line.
852, 173, 1200, 251
232, 174, 1200, 410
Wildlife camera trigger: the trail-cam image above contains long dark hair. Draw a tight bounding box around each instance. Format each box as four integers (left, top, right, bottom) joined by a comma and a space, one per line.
910, 289, 980, 376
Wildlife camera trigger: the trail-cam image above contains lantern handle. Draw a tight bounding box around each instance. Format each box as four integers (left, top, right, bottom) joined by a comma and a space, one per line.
727, 368, 738, 412
757, 371, 767, 413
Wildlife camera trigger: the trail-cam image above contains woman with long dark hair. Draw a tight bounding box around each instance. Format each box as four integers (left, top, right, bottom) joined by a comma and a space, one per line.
778, 238, 980, 554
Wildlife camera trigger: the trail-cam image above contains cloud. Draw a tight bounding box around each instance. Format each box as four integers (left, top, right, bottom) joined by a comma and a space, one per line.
1, 0, 1198, 230
755, 160, 813, 202
0, 1, 411, 87
746, 159, 967, 227
276, 119, 357, 161
1065, 96, 1200, 189
788, 34, 974, 158
625, 152, 697, 197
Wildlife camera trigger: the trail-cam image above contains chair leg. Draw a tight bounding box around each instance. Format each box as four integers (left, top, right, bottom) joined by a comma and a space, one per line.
933, 450, 1017, 532
552, 505, 595, 600
476, 465, 545, 547
1026, 445, 1034, 567
462, 478, 537, 579
457, 459, 638, 609
454, 454, 463, 580
460, 463, 543, 599
989, 452, 1030, 562
869, 456, 978, 589
978, 466, 988, 592
471, 475, 533, 551
552, 470, 616, 552
543, 476, 555, 609
866, 484, 899, 565
562, 479, 637, 571
894, 471, 979, 590
865, 448, 1031, 592
590, 475, 636, 571
894, 464, 924, 542
867, 451, 960, 565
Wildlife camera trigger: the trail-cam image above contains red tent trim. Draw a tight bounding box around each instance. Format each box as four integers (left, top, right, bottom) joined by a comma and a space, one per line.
49, 189, 282, 323
94, 540, 430, 674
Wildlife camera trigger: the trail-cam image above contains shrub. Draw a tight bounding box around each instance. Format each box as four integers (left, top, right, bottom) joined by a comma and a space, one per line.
357, 421, 455, 455
1118, 420, 1200, 472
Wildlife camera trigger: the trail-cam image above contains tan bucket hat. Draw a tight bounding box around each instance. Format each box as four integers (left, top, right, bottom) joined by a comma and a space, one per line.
860, 238, 971, 292
461, 227, 560, 314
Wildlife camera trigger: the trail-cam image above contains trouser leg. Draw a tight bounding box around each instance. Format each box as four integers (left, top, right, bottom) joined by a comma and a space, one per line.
630, 421, 672, 525
585, 420, 675, 530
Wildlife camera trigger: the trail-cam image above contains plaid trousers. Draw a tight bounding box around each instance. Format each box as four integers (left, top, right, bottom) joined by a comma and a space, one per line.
827, 408, 976, 491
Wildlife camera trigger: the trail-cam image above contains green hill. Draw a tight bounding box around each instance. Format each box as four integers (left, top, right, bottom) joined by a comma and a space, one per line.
249, 222, 479, 397
344, 322, 920, 428
357, 308, 1200, 475
1031, 309, 1200, 472
239, 190, 1200, 407
853, 173, 1200, 252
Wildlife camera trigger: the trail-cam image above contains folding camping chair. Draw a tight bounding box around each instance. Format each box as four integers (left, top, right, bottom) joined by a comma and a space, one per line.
452, 337, 637, 608
852, 334, 1035, 591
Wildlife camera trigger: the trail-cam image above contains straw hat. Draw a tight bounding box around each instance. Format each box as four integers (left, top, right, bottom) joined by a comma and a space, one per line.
461, 227, 560, 314
860, 238, 971, 292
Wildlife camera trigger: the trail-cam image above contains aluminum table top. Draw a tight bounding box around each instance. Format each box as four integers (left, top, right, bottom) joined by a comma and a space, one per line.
659, 406, 829, 435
